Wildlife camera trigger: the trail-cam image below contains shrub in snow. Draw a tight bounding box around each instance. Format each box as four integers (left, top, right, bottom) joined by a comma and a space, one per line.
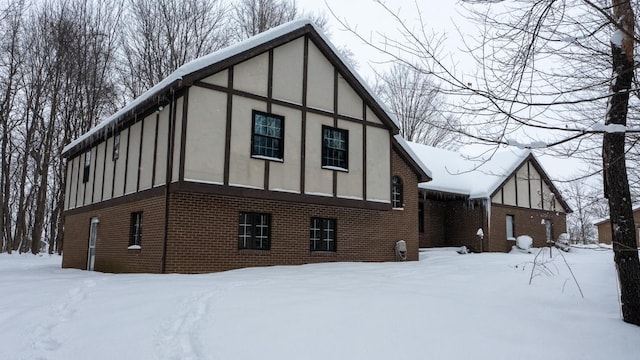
555, 233, 571, 252
457, 246, 469, 254
516, 235, 533, 250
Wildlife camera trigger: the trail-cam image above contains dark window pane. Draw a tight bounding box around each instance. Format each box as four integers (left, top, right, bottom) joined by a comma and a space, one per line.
322, 126, 348, 169
238, 212, 271, 250
252, 111, 284, 159
310, 217, 336, 252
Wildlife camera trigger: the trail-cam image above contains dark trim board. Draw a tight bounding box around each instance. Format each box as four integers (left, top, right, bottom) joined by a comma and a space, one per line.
100, 137, 107, 202
123, 122, 132, 194
192, 81, 388, 130
136, 115, 145, 192
179, 89, 189, 182
174, 181, 392, 211
300, 36, 309, 194
151, 113, 160, 186
223, 67, 234, 186
63, 186, 166, 216
63, 180, 392, 217
491, 202, 566, 215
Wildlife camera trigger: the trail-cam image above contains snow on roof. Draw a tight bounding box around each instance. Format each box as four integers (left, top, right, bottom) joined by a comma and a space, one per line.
394, 135, 432, 180
408, 142, 530, 198
63, 18, 399, 157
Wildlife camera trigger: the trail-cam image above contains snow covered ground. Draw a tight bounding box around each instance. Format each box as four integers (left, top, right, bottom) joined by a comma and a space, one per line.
1, 247, 639, 360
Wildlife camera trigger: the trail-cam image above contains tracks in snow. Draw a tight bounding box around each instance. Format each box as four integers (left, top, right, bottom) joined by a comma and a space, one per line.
27, 278, 98, 359
154, 283, 237, 360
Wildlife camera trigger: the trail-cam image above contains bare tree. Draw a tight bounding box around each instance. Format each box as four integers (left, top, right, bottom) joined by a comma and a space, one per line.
231, 0, 327, 41
120, 0, 230, 98
564, 180, 602, 244
376, 63, 459, 149
332, 0, 640, 324
0, 0, 121, 254
0, 0, 25, 254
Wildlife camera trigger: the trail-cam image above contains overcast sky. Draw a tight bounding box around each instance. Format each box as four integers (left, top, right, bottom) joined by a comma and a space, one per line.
295, 0, 591, 183
298, 0, 469, 80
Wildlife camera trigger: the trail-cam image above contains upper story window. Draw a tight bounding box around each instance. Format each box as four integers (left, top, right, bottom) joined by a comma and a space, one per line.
82, 151, 91, 183
252, 110, 284, 160
322, 125, 348, 170
238, 212, 271, 250
392, 176, 403, 208
112, 133, 120, 161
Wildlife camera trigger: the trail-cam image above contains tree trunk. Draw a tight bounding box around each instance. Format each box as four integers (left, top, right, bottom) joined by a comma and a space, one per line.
603, 0, 640, 326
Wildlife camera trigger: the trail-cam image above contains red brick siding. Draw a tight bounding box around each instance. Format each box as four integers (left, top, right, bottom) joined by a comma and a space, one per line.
489, 204, 567, 252
62, 194, 166, 273
165, 149, 419, 273
419, 200, 446, 248
419, 198, 566, 253
420, 199, 485, 251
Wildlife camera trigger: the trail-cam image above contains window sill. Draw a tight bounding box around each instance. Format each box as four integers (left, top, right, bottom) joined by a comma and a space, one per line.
128, 245, 141, 250
507, 237, 516, 241
311, 251, 337, 256
322, 166, 348, 173
251, 155, 284, 162
238, 249, 271, 255
392, 207, 404, 211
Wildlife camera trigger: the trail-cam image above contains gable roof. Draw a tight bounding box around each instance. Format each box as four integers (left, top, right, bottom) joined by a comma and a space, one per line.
408, 142, 572, 212
62, 19, 400, 158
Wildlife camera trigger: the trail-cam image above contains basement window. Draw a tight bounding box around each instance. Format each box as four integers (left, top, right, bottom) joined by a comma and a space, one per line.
238, 212, 271, 250
129, 212, 143, 247
310, 218, 336, 252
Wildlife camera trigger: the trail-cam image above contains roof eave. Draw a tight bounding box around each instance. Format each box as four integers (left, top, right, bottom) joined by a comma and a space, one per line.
61, 79, 183, 159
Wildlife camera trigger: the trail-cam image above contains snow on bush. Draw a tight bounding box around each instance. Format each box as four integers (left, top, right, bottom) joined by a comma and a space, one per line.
457, 246, 469, 254
516, 235, 533, 250
555, 233, 571, 252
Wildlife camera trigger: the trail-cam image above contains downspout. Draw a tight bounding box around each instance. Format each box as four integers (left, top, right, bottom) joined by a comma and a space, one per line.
161, 90, 176, 273
485, 197, 492, 252
480, 198, 485, 253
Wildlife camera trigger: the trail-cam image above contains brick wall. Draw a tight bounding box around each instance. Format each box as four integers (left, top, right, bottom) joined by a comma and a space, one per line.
164, 149, 420, 273
62, 193, 166, 273
419, 198, 566, 253
62, 148, 421, 273
419, 198, 485, 251
419, 199, 446, 248
489, 204, 567, 252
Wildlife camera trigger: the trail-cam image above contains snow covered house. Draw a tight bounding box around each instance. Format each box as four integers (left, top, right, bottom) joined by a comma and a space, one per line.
408, 143, 572, 252
60, 20, 431, 273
